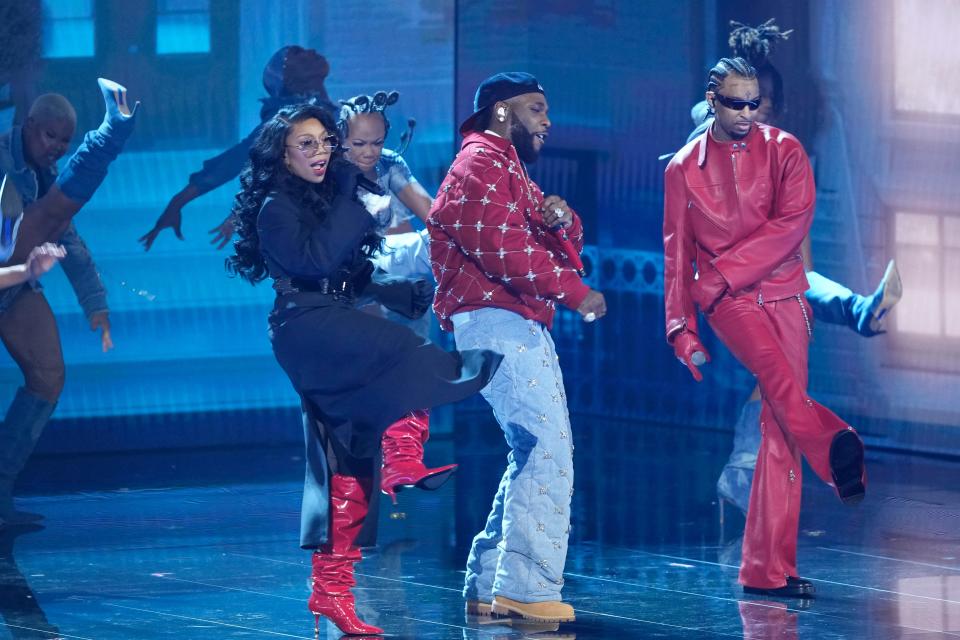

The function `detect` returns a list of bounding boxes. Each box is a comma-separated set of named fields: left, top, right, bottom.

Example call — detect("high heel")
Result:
left=717, top=489, right=744, bottom=545
left=717, top=479, right=749, bottom=544
left=97, top=77, right=139, bottom=130
left=380, top=410, right=457, bottom=505
left=716, top=470, right=750, bottom=519
left=308, top=474, right=383, bottom=636
left=56, top=78, right=139, bottom=206
left=864, top=259, right=902, bottom=334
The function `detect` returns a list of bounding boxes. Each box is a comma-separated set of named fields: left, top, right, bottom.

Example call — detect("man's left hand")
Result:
left=90, top=311, right=114, bottom=352
left=541, top=195, right=573, bottom=229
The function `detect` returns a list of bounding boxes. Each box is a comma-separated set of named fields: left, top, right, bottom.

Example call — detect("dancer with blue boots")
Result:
left=0, top=77, right=138, bottom=528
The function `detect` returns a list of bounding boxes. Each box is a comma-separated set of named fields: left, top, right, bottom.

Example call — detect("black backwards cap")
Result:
left=459, top=72, right=544, bottom=135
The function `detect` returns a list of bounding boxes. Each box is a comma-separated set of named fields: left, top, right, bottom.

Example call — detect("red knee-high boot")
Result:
left=380, top=409, right=457, bottom=505
left=308, top=474, right=383, bottom=636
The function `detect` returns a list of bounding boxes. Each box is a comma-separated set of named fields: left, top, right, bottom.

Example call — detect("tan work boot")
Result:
left=492, top=596, right=576, bottom=622
left=465, top=599, right=493, bottom=617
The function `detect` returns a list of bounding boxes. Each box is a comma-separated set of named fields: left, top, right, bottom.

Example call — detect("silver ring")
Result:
left=554, top=207, right=564, bottom=217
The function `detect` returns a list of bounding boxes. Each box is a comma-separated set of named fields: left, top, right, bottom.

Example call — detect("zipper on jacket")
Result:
left=730, top=151, right=741, bottom=211
left=689, top=200, right=729, bottom=233
left=732, top=144, right=760, bottom=306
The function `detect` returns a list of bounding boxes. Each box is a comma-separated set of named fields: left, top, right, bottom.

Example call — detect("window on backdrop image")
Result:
left=38, top=0, right=237, bottom=151
left=42, top=0, right=96, bottom=59
left=156, top=0, right=210, bottom=55
left=894, top=0, right=960, bottom=117
left=893, top=211, right=960, bottom=338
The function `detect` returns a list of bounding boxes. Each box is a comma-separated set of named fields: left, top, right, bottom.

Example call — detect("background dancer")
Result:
left=338, top=91, right=431, bottom=234
left=140, top=45, right=335, bottom=250
left=0, top=79, right=136, bottom=528
left=339, top=90, right=435, bottom=338
left=0, top=243, right=65, bottom=290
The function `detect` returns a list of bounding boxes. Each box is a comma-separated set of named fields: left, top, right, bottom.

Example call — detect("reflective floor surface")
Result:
left=3, top=415, right=960, bottom=639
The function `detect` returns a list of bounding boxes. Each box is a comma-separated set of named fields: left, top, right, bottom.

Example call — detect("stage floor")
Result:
left=3, top=417, right=960, bottom=639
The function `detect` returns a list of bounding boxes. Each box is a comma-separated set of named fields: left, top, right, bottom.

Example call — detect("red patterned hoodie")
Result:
left=428, top=131, right=590, bottom=331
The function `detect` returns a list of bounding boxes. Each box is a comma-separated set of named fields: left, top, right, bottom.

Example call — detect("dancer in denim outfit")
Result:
left=0, top=81, right=137, bottom=528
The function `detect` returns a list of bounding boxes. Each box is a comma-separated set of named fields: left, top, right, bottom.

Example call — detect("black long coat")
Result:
left=257, top=188, right=500, bottom=548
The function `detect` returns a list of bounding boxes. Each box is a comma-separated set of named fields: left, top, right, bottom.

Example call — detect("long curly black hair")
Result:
left=226, top=103, right=377, bottom=285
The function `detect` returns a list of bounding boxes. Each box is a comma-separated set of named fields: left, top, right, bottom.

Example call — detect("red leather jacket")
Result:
left=663, top=122, right=815, bottom=342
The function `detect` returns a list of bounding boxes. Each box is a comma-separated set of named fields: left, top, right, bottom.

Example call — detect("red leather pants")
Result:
left=707, top=294, right=860, bottom=588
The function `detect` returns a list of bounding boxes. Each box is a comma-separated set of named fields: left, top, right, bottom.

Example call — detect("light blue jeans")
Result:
left=453, top=307, right=574, bottom=603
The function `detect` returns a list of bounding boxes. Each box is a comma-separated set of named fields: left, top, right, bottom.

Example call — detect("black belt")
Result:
left=273, top=276, right=356, bottom=302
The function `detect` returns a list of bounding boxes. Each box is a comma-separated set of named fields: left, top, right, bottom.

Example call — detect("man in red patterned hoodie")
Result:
left=429, top=72, right=606, bottom=624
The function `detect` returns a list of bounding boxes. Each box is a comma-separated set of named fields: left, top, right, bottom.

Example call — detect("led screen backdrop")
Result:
left=1, top=0, right=957, bottom=458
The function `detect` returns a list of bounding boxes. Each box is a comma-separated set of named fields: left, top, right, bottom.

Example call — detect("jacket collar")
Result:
left=696, top=121, right=757, bottom=168
left=8, top=126, right=30, bottom=174
left=462, top=130, right=514, bottom=154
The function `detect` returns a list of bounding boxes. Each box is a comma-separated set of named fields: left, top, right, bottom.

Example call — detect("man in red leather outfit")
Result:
left=662, top=57, right=867, bottom=598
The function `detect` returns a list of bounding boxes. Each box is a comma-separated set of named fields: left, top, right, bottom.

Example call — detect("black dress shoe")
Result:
left=786, top=576, right=815, bottom=595
left=743, top=576, right=816, bottom=598
left=830, top=429, right=865, bottom=505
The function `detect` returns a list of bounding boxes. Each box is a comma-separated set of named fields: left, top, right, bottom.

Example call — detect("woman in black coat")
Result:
left=226, top=104, right=500, bottom=636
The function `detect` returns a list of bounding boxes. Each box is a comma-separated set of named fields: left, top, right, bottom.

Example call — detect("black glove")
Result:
left=330, top=158, right=385, bottom=200
left=362, top=269, right=433, bottom=320
left=330, top=159, right=364, bottom=199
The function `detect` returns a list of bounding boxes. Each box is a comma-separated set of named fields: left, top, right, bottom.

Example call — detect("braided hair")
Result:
left=728, top=19, right=792, bottom=119
left=705, top=57, right=758, bottom=118
left=706, top=56, right=757, bottom=94
left=337, top=90, right=399, bottom=140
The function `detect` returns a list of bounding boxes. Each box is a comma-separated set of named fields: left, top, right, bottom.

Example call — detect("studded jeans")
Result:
left=453, top=307, right=573, bottom=603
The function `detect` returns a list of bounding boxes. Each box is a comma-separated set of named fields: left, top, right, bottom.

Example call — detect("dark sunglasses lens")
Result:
left=717, top=95, right=760, bottom=111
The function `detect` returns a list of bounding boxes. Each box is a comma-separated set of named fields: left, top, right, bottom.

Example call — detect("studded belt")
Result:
left=273, top=276, right=356, bottom=303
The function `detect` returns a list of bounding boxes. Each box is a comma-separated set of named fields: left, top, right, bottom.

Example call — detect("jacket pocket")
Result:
left=689, top=200, right=729, bottom=232
left=688, top=200, right=732, bottom=248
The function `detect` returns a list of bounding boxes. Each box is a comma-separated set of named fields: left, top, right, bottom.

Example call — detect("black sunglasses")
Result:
left=711, top=92, right=761, bottom=112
